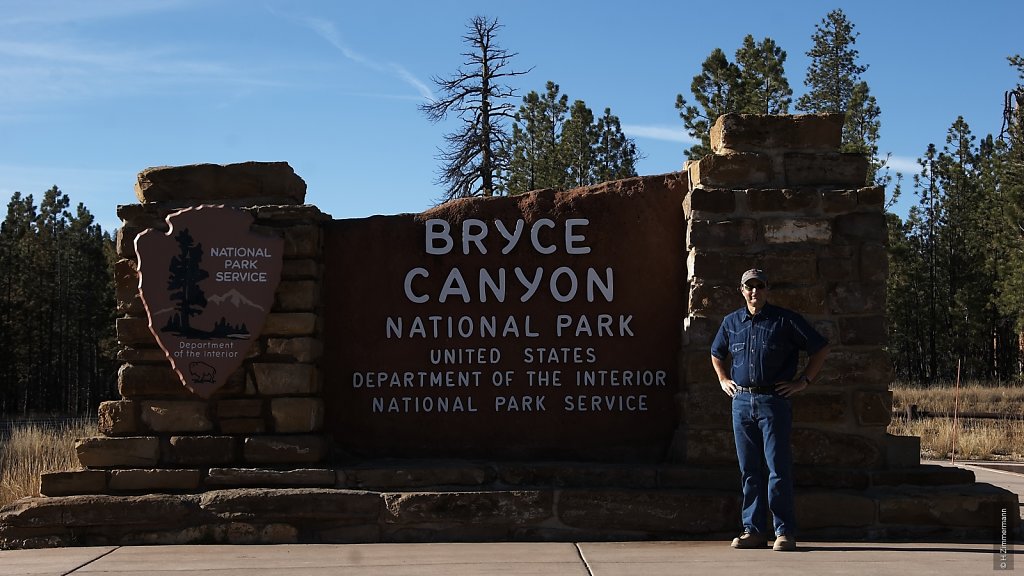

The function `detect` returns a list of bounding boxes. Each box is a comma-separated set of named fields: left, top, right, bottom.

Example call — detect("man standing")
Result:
left=710, top=269, right=830, bottom=551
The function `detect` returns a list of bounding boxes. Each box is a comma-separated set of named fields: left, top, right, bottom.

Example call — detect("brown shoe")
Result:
left=773, top=533, right=797, bottom=551
left=731, top=530, right=768, bottom=549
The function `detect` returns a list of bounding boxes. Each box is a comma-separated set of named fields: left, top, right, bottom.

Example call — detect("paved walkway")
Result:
left=1, top=541, right=1016, bottom=576
left=0, top=461, right=1019, bottom=576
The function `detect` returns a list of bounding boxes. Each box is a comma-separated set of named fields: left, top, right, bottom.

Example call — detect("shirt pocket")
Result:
left=730, top=342, right=745, bottom=369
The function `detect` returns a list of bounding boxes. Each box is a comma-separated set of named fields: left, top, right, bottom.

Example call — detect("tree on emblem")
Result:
left=163, top=228, right=209, bottom=337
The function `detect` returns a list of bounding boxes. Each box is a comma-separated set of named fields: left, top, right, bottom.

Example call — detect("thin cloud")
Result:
left=338, top=91, right=425, bottom=102
left=285, top=13, right=433, bottom=101
left=0, top=0, right=194, bottom=26
left=0, top=39, right=236, bottom=77
left=0, top=38, right=282, bottom=108
left=622, top=124, right=697, bottom=145
left=0, top=0, right=275, bottom=105
left=881, top=155, right=919, bottom=175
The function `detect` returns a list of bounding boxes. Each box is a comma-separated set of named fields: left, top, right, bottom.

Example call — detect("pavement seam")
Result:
left=574, top=543, right=595, bottom=576
left=62, top=546, right=120, bottom=575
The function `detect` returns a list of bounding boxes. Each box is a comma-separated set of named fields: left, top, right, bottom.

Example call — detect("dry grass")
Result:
left=0, top=420, right=94, bottom=508
left=889, top=381, right=1024, bottom=461
left=890, top=381, right=1024, bottom=417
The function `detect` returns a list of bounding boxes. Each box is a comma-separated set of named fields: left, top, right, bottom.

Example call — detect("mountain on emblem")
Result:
left=207, top=288, right=266, bottom=311
left=135, top=206, right=283, bottom=398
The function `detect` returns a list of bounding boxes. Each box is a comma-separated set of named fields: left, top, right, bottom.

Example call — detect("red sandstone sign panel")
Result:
left=324, top=179, right=686, bottom=460
left=136, top=206, right=284, bottom=398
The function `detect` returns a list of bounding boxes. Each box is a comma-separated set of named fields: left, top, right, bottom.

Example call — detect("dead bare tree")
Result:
left=420, top=16, right=530, bottom=201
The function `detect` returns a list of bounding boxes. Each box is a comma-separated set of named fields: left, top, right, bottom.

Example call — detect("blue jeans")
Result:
left=731, top=390, right=796, bottom=537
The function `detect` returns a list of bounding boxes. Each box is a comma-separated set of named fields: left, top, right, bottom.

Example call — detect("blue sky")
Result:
left=0, top=0, right=1021, bottom=232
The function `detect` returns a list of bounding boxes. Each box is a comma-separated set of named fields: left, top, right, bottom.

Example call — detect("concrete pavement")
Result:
left=1, top=460, right=1019, bottom=576
left=0, top=541, right=1015, bottom=576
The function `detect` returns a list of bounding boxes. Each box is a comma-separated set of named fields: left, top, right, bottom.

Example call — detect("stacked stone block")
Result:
left=43, top=162, right=334, bottom=497
left=678, top=113, right=918, bottom=471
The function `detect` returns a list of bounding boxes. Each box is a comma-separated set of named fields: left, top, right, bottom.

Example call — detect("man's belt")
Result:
left=737, top=385, right=776, bottom=394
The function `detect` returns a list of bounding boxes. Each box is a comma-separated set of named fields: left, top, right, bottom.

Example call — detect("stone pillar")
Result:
left=45, top=162, right=334, bottom=496
left=678, top=114, right=917, bottom=471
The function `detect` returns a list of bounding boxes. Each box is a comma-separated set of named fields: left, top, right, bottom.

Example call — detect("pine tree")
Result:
left=676, top=37, right=791, bottom=159
left=975, top=135, right=1016, bottom=379
left=420, top=16, right=530, bottom=201
left=595, top=108, right=639, bottom=182
left=675, top=48, right=743, bottom=160
left=507, top=81, right=569, bottom=194
left=796, top=9, right=884, bottom=185
left=913, top=143, right=945, bottom=382
left=1002, top=55, right=1024, bottom=247
left=508, top=85, right=639, bottom=192
left=936, top=118, right=983, bottom=376
left=734, top=35, right=792, bottom=114
left=560, top=100, right=598, bottom=189
left=796, top=9, right=866, bottom=114
left=996, top=55, right=1024, bottom=349
left=886, top=210, right=928, bottom=381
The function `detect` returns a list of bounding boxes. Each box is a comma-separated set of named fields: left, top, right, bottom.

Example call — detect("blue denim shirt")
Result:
left=710, top=303, right=828, bottom=388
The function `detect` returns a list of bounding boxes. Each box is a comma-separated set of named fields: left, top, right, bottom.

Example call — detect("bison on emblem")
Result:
left=189, top=361, right=217, bottom=384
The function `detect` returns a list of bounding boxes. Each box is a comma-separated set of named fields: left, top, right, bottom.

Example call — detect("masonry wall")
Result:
left=48, top=119, right=924, bottom=498
left=44, top=163, right=335, bottom=497
left=5, top=117, right=1019, bottom=549
left=678, top=114, right=918, bottom=470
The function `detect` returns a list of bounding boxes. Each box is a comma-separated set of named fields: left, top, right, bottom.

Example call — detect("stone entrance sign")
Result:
left=136, top=206, right=284, bottom=398
left=323, top=180, right=686, bottom=460
left=3, top=124, right=1019, bottom=547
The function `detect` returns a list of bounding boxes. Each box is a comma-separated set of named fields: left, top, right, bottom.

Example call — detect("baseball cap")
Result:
left=740, top=269, right=767, bottom=286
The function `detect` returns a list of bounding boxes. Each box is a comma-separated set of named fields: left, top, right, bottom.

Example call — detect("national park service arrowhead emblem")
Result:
left=135, top=206, right=284, bottom=398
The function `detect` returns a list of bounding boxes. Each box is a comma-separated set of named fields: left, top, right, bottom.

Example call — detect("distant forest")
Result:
left=0, top=187, right=117, bottom=416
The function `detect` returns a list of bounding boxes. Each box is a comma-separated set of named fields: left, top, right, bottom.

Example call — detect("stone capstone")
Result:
left=710, top=113, right=843, bottom=154
left=134, top=162, right=306, bottom=205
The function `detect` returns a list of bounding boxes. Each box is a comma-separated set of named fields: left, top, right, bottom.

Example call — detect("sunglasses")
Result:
left=741, top=283, right=766, bottom=291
